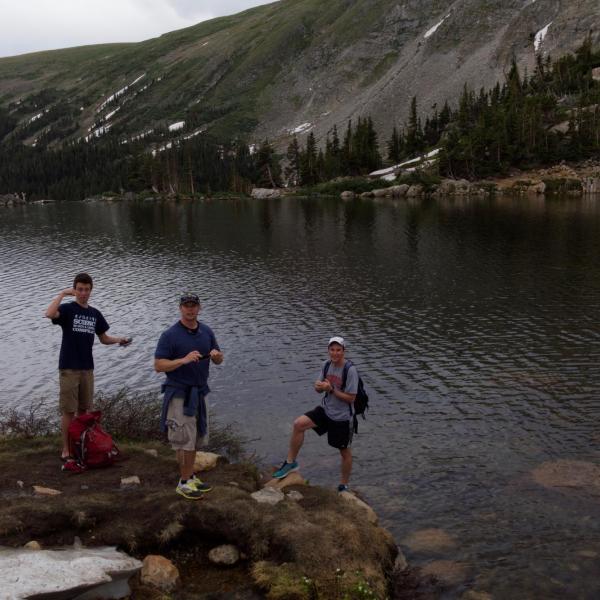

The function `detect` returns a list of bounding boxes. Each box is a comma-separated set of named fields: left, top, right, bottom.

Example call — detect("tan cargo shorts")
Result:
left=59, top=369, right=94, bottom=414
left=166, top=395, right=209, bottom=451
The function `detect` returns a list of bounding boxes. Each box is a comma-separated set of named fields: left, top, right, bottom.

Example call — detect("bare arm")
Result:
left=44, top=288, right=74, bottom=319
left=321, top=380, right=356, bottom=404
left=98, top=333, right=131, bottom=346
left=154, top=351, right=201, bottom=373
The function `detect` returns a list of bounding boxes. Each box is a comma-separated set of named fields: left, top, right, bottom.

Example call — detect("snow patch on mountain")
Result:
left=97, top=74, right=146, bottom=112
left=424, top=15, right=450, bottom=39
left=369, top=148, right=442, bottom=177
left=534, top=22, right=552, bottom=52
left=289, top=122, right=313, bottom=135
left=104, top=107, right=120, bottom=121
left=85, top=125, right=111, bottom=142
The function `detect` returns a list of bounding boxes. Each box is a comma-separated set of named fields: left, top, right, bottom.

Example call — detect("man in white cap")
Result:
left=272, top=336, right=358, bottom=491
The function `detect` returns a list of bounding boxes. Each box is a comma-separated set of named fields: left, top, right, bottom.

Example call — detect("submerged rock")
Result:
left=421, top=560, right=469, bottom=586
left=401, top=528, right=457, bottom=553
left=531, top=459, right=600, bottom=493
left=0, top=546, right=141, bottom=599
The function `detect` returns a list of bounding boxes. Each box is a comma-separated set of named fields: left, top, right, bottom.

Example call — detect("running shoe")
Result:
left=190, top=474, right=212, bottom=493
left=176, top=480, right=204, bottom=500
left=272, top=460, right=299, bottom=479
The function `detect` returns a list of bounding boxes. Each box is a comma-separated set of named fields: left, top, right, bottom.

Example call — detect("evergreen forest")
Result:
left=0, top=40, right=599, bottom=200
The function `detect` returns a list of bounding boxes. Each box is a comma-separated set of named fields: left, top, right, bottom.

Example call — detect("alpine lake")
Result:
left=1, top=194, right=599, bottom=599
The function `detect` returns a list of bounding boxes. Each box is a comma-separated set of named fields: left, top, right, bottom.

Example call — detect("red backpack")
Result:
left=66, top=411, right=120, bottom=471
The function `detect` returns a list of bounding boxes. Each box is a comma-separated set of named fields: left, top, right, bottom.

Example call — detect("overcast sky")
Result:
left=0, top=0, right=278, bottom=58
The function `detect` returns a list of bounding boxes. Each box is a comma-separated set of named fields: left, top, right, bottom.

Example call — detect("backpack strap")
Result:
left=324, top=359, right=353, bottom=391
left=341, top=360, right=353, bottom=391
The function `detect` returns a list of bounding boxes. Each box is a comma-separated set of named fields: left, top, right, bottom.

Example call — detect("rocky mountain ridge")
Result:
left=0, top=0, right=598, bottom=151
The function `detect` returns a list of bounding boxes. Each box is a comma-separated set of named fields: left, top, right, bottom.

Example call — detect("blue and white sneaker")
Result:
left=273, top=460, right=299, bottom=479
left=337, top=484, right=350, bottom=493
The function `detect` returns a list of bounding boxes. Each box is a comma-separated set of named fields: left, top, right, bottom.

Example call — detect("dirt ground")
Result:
left=0, top=436, right=426, bottom=599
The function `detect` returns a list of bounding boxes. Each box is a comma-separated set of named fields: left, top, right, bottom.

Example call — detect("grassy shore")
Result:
left=0, top=392, right=429, bottom=599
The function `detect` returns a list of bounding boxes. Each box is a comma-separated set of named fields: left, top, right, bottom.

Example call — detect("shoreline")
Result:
left=0, top=434, right=432, bottom=599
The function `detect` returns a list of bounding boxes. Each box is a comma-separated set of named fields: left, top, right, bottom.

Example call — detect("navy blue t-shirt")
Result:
left=154, top=321, right=220, bottom=392
left=52, top=301, right=110, bottom=370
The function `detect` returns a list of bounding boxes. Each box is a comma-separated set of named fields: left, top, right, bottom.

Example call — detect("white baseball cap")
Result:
left=328, top=336, right=345, bottom=348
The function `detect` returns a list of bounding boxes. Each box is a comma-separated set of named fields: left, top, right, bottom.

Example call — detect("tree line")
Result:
left=0, top=39, right=599, bottom=199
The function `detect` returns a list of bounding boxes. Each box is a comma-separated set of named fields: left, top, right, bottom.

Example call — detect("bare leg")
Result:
left=176, top=449, right=196, bottom=480
left=287, top=415, right=315, bottom=462
left=61, top=412, right=75, bottom=457
left=339, top=447, right=352, bottom=485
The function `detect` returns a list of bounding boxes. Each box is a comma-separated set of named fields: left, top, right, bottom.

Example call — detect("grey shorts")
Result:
left=165, top=395, right=209, bottom=451
left=59, top=369, right=94, bottom=414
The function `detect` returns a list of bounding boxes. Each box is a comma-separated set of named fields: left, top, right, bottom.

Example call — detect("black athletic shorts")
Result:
left=305, top=405, right=353, bottom=449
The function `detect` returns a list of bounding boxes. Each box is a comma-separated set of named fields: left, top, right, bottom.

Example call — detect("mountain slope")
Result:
left=0, top=0, right=598, bottom=149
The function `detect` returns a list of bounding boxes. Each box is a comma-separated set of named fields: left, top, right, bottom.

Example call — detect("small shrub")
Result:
left=542, top=178, right=583, bottom=194
left=303, top=177, right=394, bottom=196
left=0, top=389, right=246, bottom=460
left=396, top=171, right=442, bottom=190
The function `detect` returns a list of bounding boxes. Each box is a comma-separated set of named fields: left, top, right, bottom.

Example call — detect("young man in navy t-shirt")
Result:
left=45, top=272, right=131, bottom=464
left=154, top=293, right=223, bottom=500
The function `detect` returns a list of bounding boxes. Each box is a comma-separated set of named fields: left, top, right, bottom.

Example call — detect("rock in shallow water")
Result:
left=401, top=528, right=457, bottom=553
left=531, top=460, right=600, bottom=492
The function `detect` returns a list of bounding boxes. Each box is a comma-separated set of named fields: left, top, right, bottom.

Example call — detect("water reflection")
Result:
left=1, top=196, right=600, bottom=598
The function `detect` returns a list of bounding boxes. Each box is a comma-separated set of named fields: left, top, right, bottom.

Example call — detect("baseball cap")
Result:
left=328, top=336, right=345, bottom=348
left=180, top=293, right=200, bottom=305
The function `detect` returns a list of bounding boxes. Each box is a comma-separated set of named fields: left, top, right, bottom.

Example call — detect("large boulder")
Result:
left=339, top=491, right=378, bottom=525
left=390, top=184, right=409, bottom=197
left=372, top=188, right=391, bottom=198
left=193, top=451, right=223, bottom=472
left=265, top=472, right=306, bottom=490
left=583, top=177, right=600, bottom=194
left=407, top=185, right=424, bottom=197
left=527, top=181, right=546, bottom=196
left=251, top=188, right=282, bottom=199
left=141, top=555, right=179, bottom=591
left=340, top=191, right=355, bottom=200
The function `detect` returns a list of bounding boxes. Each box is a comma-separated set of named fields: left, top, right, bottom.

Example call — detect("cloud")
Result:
left=0, top=0, right=277, bottom=58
